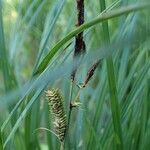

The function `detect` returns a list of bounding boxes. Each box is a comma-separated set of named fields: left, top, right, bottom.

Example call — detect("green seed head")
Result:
left=45, top=89, right=67, bottom=142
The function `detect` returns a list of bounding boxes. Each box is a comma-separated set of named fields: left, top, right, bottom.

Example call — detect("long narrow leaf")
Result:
left=34, top=2, right=150, bottom=75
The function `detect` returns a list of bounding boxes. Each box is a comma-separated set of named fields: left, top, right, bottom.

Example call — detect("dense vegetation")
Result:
left=0, top=0, right=150, bottom=150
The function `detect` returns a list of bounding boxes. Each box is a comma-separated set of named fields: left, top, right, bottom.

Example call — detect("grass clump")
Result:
left=0, top=0, right=150, bottom=150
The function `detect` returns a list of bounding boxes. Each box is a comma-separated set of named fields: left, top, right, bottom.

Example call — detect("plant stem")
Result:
left=72, top=0, right=85, bottom=80
left=0, top=0, right=11, bottom=92
left=65, top=1, right=86, bottom=149
left=99, top=0, right=123, bottom=149
left=60, top=142, right=64, bottom=150
left=64, top=81, right=73, bottom=149
left=106, top=58, right=123, bottom=149
left=0, top=130, right=3, bottom=150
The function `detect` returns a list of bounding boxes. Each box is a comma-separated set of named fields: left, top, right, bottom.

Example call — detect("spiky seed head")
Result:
left=45, top=89, right=67, bottom=142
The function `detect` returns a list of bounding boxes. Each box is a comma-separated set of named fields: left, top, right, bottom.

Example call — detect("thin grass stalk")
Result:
left=0, top=0, right=11, bottom=92
left=99, top=0, right=123, bottom=149
left=71, top=0, right=86, bottom=80
left=23, top=1, right=50, bottom=148
left=0, top=130, right=3, bottom=150
left=139, top=84, right=148, bottom=150
left=3, top=88, right=43, bottom=148
left=106, top=58, right=123, bottom=149
left=64, top=82, right=73, bottom=149
left=65, top=0, right=86, bottom=149
left=60, top=142, right=64, bottom=150
left=24, top=92, right=38, bottom=150
left=45, top=104, right=53, bottom=150
left=0, top=1, right=18, bottom=148
left=32, top=0, right=66, bottom=74
left=137, top=11, right=149, bottom=150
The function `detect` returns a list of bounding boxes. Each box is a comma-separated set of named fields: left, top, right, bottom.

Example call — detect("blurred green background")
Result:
left=0, top=0, right=150, bottom=149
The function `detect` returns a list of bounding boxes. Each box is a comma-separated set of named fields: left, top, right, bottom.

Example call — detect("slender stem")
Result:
left=72, top=0, right=85, bottom=80
left=106, top=58, right=123, bottom=149
left=0, top=130, right=3, bottom=150
left=65, top=1, right=85, bottom=149
left=64, top=87, right=81, bottom=149
left=60, top=142, right=64, bottom=150
left=64, top=81, right=73, bottom=148
left=0, top=0, right=11, bottom=92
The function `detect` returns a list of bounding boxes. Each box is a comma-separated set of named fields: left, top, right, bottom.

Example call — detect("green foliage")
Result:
left=0, top=0, right=150, bottom=150
left=0, top=130, right=3, bottom=150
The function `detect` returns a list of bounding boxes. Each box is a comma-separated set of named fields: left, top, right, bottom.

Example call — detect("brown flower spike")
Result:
left=71, top=0, right=86, bottom=81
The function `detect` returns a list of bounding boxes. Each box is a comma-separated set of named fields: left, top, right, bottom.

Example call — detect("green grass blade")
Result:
left=1, top=1, right=150, bottom=149
left=99, top=0, right=123, bottom=149
left=33, top=0, right=66, bottom=73
left=1, top=82, right=34, bottom=132
left=0, top=130, right=3, bottom=150
left=0, top=0, right=11, bottom=92
left=121, top=61, right=150, bottom=118
left=33, top=2, right=150, bottom=75
left=106, top=58, right=123, bottom=149
left=3, top=89, right=43, bottom=148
